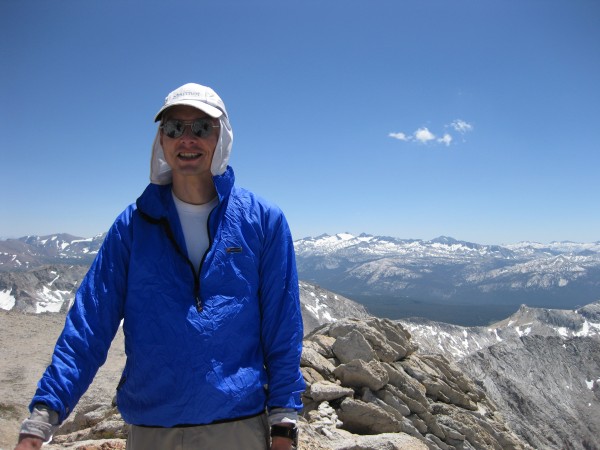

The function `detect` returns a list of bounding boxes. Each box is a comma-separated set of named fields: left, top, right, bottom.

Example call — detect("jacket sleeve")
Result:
left=258, top=206, right=306, bottom=412
left=29, top=207, right=133, bottom=423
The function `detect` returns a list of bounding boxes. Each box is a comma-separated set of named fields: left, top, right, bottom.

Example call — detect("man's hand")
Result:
left=14, top=435, right=43, bottom=450
left=271, top=435, right=294, bottom=450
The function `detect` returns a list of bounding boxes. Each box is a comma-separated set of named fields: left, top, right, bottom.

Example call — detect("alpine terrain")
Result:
left=294, top=233, right=600, bottom=325
left=1, top=233, right=599, bottom=449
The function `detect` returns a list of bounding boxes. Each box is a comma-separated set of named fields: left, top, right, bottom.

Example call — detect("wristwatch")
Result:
left=270, top=424, right=298, bottom=446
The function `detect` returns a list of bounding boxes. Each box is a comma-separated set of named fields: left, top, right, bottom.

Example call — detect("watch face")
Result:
left=271, top=425, right=298, bottom=443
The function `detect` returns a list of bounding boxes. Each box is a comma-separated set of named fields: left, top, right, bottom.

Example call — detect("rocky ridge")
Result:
left=400, top=302, right=600, bottom=450
left=461, top=335, right=600, bottom=450
left=299, top=281, right=371, bottom=335
left=401, top=301, right=600, bottom=359
left=0, top=265, right=87, bottom=313
left=299, top=318, right=526, bottom=449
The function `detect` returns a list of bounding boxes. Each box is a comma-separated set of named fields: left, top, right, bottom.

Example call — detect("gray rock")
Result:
left=309, top=380, right=355, bottom=402
left=374, top=385, right=411, bottom=417
left=333, top=359, right=389, bottom=391
left=331, top=432, right=429, bottom=450
left=383, top=362, right=429, bottom=410
left=302, top=346, right=337, bottom=379
left=308, top=334, right=337, bottom=358
left=332, top=329, right=376, bottom=363
left=329, top=319, right=403, bottom=363
left=336, top=397, right=402, bottom=434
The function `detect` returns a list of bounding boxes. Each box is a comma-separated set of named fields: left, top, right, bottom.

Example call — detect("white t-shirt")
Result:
left=172, top=192, right=218, bottom=271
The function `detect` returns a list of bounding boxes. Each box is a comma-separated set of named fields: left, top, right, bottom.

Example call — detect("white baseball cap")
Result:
left=154, top=83, right=227, bottom=121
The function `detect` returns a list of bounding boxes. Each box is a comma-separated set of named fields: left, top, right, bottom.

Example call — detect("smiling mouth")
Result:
left=178, top=152, right=202, bottom=161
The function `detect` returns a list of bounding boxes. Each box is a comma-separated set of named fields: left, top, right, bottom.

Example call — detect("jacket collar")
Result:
left=137, top=166, right=235, bottom=221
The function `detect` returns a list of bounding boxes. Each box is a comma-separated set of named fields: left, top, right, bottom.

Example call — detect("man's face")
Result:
left=159, top=105, right=220, bottom=181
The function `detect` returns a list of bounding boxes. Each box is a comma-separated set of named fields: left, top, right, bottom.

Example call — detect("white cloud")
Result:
left=438, top=133, right=452, bottom=146
left=389, top=119, right=472, bottom=147
left=388, top=132, right=410, bottom=141
left=450, top=119, right=473, bottom=133
left=414, top=127, right=435, bottom=143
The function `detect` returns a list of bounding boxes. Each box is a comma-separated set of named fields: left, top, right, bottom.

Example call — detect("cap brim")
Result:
left=154, top=100, right=223, bottom=122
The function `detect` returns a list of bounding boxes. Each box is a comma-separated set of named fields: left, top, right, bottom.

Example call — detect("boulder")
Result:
left=333, top=359, right=389, bottom=391
left=309, top=380, right=355, bottom=402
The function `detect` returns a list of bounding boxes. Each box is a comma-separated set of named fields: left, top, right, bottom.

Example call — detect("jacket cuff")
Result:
left=20, top=404, right=59, bottom=442
left=268, top=408, right=298, bottom=426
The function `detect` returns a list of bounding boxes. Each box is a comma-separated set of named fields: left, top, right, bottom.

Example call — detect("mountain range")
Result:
left=3, top=232, right=600, bottom=325
left=294, top=233, right=600, bottom=325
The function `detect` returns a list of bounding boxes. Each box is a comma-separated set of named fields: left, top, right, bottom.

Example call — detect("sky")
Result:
left=1, top=0, right=599, bottom=245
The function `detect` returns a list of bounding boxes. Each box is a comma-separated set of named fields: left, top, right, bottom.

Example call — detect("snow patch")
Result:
left=322, top=311, right=335, bottom=322
left=36, top=286, right=70, bottom=313
left=304, top=296, right=336, bottom=323
left=71, top=238, right=93, bottom=243
left=574, top=321, right=595, bottom=337
left=48, top=274, right=60, bottom=286
left=493, top=329, right=502, bottom=342
left=0, top=289, right=16, bottom=310
left=557, top=327, right=569, bottom=337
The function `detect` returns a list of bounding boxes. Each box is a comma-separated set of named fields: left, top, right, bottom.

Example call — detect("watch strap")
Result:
left=270, top=424, right=298, bottom=444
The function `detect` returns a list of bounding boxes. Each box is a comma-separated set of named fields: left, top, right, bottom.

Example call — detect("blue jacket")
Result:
left=31, top=166, right=305, bottom=426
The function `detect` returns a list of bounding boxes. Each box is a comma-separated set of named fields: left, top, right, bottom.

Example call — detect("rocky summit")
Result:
left=299, top=318, right=527, bottom=450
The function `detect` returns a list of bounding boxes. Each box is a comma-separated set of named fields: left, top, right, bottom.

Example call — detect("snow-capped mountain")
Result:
left=294, top=233, right=600, bottom=323
left=0, top=234, right=103, bottom=270
left=3, top=232, right=600, bottom=326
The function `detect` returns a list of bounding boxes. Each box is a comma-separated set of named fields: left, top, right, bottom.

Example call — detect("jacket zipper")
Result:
left=139, top=210, right=204, bottom=312
left=195, top=207, right=215, bottom=312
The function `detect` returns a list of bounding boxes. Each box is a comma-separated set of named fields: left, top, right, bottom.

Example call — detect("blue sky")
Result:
left=1, top=0, right=598, bottom=245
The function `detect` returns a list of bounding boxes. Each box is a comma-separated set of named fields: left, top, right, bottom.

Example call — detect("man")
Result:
left=16, top=83, right=305, bottom=450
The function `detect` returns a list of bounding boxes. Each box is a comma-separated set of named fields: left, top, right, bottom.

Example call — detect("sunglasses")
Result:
left=160, top=118, right=219, bottom=139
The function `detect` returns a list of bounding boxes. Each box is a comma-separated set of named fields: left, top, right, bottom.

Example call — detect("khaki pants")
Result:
left=126, top=413, right=270, bottom=450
